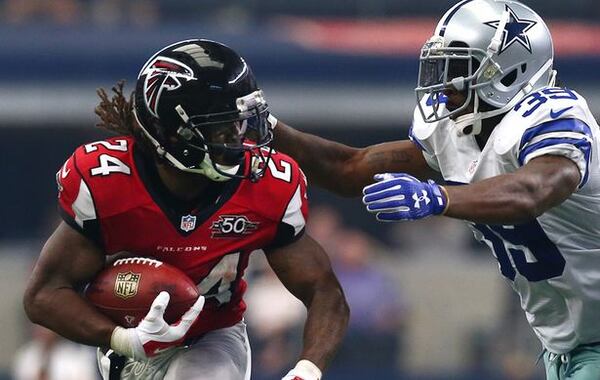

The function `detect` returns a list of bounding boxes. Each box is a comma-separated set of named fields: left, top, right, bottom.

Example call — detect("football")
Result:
left=84, top=257, right=199, bottom=328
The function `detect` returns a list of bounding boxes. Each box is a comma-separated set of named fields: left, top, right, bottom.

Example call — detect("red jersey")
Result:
left=56, top=136, right=308, bottom=337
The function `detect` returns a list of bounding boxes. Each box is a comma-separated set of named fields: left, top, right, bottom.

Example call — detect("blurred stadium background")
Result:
left=2, top=1, right=599, bottom=379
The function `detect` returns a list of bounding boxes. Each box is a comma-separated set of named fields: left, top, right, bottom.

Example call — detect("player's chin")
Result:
left=210, top=149, right=244, bottom=167
left=448, top=106, right=473, bottom=120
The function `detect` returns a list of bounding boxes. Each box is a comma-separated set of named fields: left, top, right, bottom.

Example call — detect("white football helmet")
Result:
left=415, top=0, right=556, bottom=135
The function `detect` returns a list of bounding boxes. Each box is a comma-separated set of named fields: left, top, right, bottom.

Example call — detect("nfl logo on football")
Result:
left=114, top=272, right=141, bottom=299
left=180, top=215, right=197, bottom=232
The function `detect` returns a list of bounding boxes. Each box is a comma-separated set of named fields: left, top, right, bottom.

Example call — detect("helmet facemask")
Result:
left=416, top=34, right=506, bottom=136
left=163, top=89, right=273, bottom=182
left=135, top=89, right=273, bottom=182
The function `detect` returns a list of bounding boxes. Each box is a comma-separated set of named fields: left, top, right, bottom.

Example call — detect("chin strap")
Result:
left=488, top=9, right=510, bottom=55
left=451, top=9, right=507, bottom=137
left=267, top=113, right=278, bottom=129
left=454, top=58, right=554, bottom=136
left=454, top=95, right=482, bottom=136
left=196, top=157, right=238, bottom=182
left=548, top=69, right=558, bottom=87
left=134, top=105, right=239, bottom=181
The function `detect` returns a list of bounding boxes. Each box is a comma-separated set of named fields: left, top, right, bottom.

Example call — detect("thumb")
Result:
left=373, top=173, right=393, bottom=182
left=180, top=296, right=205, bottom=324
left=376, top=173, right=421, bottom=183
left=169, top=296, right=205, bottom=337
left=145, top=291, right=170, bottom=322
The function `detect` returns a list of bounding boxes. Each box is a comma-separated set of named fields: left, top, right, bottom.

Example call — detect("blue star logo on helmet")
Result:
left=484, top=5, right=537, bottom=54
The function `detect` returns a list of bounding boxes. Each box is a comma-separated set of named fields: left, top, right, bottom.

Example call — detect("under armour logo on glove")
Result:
left=412, top=190, right=431, bottom=209
left=362, top=173, right=448, bottom=221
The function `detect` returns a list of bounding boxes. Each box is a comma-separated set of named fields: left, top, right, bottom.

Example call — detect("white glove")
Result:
left=110, top=291, right=205, bottom=361
left=282, top=360, right=322, bottom=380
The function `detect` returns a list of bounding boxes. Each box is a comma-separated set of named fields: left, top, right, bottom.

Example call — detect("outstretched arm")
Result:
left=363, top=155, right=580, bottom=224
left=273, top=120, right=434, bottom=197
left=265, top=233, right=349, bottom=378
left=444, top=155, right=580, bottom=224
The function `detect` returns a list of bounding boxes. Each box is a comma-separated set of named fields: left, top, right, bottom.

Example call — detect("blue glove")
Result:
left=362, top=173, right=448, bottom=222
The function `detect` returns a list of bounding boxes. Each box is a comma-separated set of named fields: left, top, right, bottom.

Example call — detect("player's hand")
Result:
left=282, top=360, right=322, bottom=380
left=110, top=291, right=205, bottom=361
left=362, top=173, right=448, bottom=221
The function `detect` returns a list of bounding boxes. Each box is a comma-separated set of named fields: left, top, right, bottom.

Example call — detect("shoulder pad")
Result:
left=73, top=137, right=134, bottom=177
left=68, top=137, right=139, bottom=220
left=259, top=150, right=304, bottom=189
left=56, top=151, right=97, bottom=228
left=411, top=102, right=442, bottom=142
left=250, top=150, right=308, bottom=236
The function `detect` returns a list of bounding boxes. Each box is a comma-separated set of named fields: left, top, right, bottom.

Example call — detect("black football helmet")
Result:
left=133, top=39, right=273, bottom=182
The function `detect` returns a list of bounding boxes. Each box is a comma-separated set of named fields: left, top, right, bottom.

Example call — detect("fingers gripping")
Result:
left=141, top=294, right=204, bottom=358
left=145, top=291, right=170, bottom=322
left=111, top=293, right=205, bottom=360
left=170, top=296, right=206, bottom=337
left=182, top=295, right=205, bottom=322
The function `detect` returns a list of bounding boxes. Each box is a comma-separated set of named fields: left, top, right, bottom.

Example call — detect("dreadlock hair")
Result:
left=95, top=80, right=136, bottom=135
left=95, top=80, right=155, bottom=156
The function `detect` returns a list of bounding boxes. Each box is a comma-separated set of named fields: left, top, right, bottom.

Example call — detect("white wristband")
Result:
left=292, top=359, right=322, bottom=380
left=110, top=326, right=143, bottom=360
left=267, top=113, right=278, bottom=129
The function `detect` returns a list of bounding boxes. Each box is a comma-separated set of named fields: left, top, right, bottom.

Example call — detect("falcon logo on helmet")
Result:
left=141, top=56, right=197, bottom=117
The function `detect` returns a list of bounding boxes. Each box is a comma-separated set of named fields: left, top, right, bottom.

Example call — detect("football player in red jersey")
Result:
left=23, top=39, right=349, bottom=380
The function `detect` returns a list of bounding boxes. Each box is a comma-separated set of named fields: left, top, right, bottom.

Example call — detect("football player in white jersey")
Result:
left=268, top=0, right=600, bottom=378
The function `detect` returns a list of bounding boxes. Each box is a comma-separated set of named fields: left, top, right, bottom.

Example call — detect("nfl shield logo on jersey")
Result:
left=180, top=215, right=197, bottom=232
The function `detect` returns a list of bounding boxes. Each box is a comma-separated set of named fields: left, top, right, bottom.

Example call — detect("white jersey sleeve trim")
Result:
left=72, top=179, right=97, bottom=228
left=522, top=144, right=587, bottom=176
left=281, top=184, right=305, bottom=236
left=518, top=118, right=593, bottom=187
left=525, top=131, right=592, bottom=146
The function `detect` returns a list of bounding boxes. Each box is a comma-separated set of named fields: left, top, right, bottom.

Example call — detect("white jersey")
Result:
left=410, top=87, right=600, bottom=354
